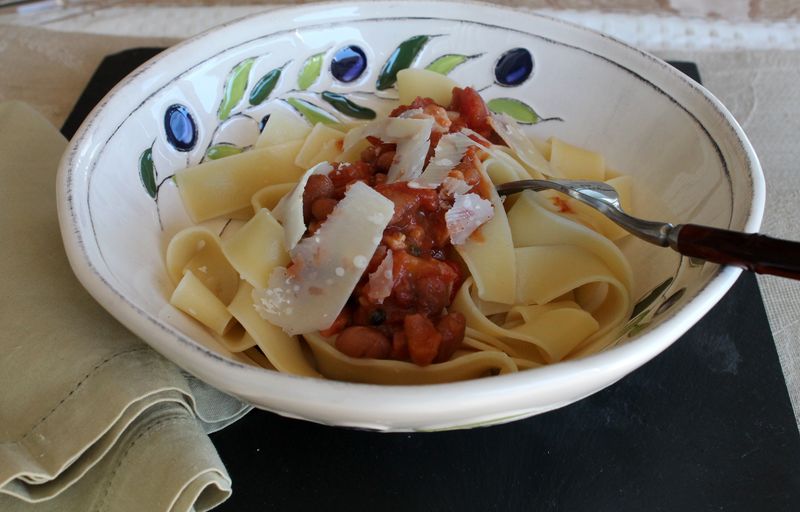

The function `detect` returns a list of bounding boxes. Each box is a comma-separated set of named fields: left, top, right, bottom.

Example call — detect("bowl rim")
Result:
left=56, top=0, right=765, bottom=428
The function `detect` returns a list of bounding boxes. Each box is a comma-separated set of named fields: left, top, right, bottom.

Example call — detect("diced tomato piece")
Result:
left=391, top=331, right=409, bottom=360
left=404, top=314, right=442, bottom=366
left=449, top=87, right=492, bottom=139
left=375, top=182, right=436, bottom=228
left=320, top=307, right=351, bottom=337
left=435, top=312, right=466, bottom=363
left=392, top=251, right=459, bottom=314
left=415, top=275, right=450, bottom=314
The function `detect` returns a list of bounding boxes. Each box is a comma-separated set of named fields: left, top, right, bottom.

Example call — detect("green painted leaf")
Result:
left=426, top=53, right=473, bottom=75
left=320, top=91, right=376, bottom=119
left=285, top=98, right=339, bottom=126
left=631, top=276, right=674, bottom=318
left=139, top=147, right=156, bottom=198
left=218, top=58, right=255, bottom=120
left=487, top=98, right=540, bottom=124
left=298, top=52, right=324, bottom=91
left=376, top=35, right=432, bottom=90
left=206, top=143, right=244, bottom=160
left=249, top=68, right=282, bottom=105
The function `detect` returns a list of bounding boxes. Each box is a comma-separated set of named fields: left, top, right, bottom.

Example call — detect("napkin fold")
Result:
left=0, top=101, right=249, bottom=511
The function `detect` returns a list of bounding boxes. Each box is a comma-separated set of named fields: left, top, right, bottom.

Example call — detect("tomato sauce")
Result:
left=309, top=88, right=498, bottom=366
left=552, top=196, right=573, bottom=213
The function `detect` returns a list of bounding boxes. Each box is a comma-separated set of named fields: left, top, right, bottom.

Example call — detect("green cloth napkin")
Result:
left=0, top=101, right=250, bottom=511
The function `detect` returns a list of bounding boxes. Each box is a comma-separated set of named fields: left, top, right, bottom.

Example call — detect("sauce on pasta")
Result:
left=300, top=88, right=497, bottom=366
left=166, top=70, right=635, bottom=384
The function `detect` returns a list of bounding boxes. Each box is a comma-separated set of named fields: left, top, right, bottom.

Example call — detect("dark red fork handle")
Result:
left=672, top=224, right=800, bottom=279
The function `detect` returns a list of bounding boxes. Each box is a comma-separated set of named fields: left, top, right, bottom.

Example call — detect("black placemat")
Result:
left=64, top=50, right=800, bottom=511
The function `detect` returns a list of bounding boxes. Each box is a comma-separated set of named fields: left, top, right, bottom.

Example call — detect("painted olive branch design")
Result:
left=140, top=34, right=565, bottom=237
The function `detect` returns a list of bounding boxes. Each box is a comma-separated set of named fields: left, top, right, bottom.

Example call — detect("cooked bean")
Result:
left=404, top=314, right=441, bottom=366
left=360, top=145, right=380, bottom=163
left=302, top=174, right=334, bottom=221
left=335, top=326, right=391, bottom=359
left=311, top=197, right=338, bottom=221
left=375, top=150, right=396, bottom=172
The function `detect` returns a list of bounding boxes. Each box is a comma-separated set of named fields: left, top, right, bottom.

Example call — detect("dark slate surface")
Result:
left=65, top=51, right=800, bottom=511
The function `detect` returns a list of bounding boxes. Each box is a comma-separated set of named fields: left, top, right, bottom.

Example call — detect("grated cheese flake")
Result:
left=366, top=251, right=394, bottom=304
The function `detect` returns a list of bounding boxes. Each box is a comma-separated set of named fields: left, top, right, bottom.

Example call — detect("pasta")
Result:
left=166, top=72, right=634, bottom=384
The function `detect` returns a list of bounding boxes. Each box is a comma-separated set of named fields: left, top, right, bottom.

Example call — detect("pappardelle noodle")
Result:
left=166, top=69, right=635, bottom=384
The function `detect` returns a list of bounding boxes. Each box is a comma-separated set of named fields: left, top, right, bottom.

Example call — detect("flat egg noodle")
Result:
left=303, top=331, right=517, bottom=384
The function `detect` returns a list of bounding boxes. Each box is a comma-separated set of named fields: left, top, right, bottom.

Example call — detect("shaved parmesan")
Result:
left=366, top=251, right=394, bottom=304
left=343, top=117, right=434, bottom=183
left=460, top=127, right=491, bottom=146
left=489, top=114, right=555, bottom=177
left=411, top=132, right=476, bottom=189
left=446, top=193, right=494, bottom=245
left=271, top=162, right=333, bottom=250
left=254, top=181, right=394, bottom=335
left=441, top=176, right=473, bottom=196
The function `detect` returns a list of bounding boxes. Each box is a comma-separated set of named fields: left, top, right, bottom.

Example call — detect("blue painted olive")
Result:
left=331, top=45, right=367, bottom=83
left=494, top=48, right=534, bottom=86
left=164, top=104, right=197, bottom=152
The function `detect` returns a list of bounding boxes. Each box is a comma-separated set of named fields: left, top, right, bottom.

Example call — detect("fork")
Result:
left=495, top=179, right=800, bottom=280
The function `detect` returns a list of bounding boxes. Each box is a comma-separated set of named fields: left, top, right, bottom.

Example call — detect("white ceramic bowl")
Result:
left=57, top=1, right=763, bottom=431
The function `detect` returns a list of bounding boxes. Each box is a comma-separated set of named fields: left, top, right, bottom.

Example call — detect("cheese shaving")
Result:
left=254, top=181, right=394, bottom=335
left=441, top=176, right=473, bottom=196
left=445, top=193, right=495, bottom=245
left=488, top=114, right=555, bottom=177
left=271, top=162, right=333, bottom=250
left=411, top=132, right=476, bottom=189
left=342, top=117, right=434, bottom=183
left=396, top=108, right=424, bottom=119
